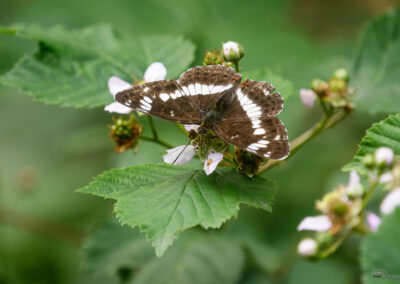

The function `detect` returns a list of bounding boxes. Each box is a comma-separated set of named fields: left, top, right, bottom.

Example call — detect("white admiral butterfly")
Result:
left=116, top=65, right=289, bottom=159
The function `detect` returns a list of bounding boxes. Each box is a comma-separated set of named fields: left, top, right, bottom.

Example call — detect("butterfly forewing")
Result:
left=214, top=79, right=289, bottom=159
left=178, top=65, right=241, bottom=112
left=115, top=79, right=202, bottom=124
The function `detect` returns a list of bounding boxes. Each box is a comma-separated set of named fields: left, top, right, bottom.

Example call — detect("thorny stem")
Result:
left=256, top=110, right=349, bottom=174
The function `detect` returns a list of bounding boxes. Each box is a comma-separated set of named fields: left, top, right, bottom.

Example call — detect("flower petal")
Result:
left=297, top=215, right=332, bottom=232
left=297, top=238, right=318, bottom=257
left=184, top=124, right=200, bottom=133
left=144, top=62, right=167, bottom=82
left=163, top=145, right=195, bottom=165
left=380, top=188, right=400, bottom=215
left=204, top=150, right=224, bottom=175
left=104, top=102, right=132, bottom=114
left=366, top=212, right=381, bottom=232
left=299, top=88, right=317, bottom=108
left=375, top=147, right=394, bottom=166
left=108, top=76, right=132, bottom=97
left=345, top=170, right=364, bottom=197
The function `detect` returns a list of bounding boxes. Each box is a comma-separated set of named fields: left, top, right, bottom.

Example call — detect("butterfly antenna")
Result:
left=172, top=139, right=191, bottom=165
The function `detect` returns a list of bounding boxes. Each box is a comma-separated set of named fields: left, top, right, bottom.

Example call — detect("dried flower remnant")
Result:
left=109, top=115, right=142, bottom=153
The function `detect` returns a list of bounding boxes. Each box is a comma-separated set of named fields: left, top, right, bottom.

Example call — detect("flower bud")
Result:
left=222, top=41, right=244, bottom=61
left=109, top=115, right=142, bottom=153
left=203, top=50, right=224, bottom=66
left=299, top=88, right=317, bottom=108
left=329, top=78, right=347, bottom=93
left=362, top=154, right=375, bottom=168
left=333, top=68, right=349, bottom=83
left=297, top=238, right=318, bottom=257
left=375, top=147, right=394, bottom=167
left=366, top=212, right=381, bottom=232
left=310, top=79, right=329, bottom=96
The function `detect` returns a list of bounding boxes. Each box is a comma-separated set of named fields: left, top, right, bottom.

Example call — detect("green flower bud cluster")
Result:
left=310, top=68, right=354, bottom=110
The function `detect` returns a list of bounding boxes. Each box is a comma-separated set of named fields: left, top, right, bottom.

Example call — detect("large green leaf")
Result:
left=360, top=208, right=400, bottom=284
left=81, top=220, right=245, bottom=284
left=80, top=218, right=154, bottom=277
left=78, top=163, right=276, bottom=256
left=132, top=231, right=244, bottom=284
left=352, top=9, right=400, bottom=114
left=243, top=69, right=294, bottom=100
left=0, top=24, right=195, bottom=108
left=343, top=114, right=400, bottom=174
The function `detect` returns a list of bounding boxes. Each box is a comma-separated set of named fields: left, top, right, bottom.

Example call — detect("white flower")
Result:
left=222, top=41, right=244, bottom=61
left=366, top=212, right=381, bottom=232
left=380, top=172, right=394, bottom=183
left=299, top=88, right=317, bottom=108
left=104, top=76, right=133, bottom=114
left=297, top=238, right=318, bottom=257
left=163, top=145, right=196, bottom=165
left=345, top=171, right=364, bottom=198
left=143, top=62, right=167, bottom=82
left=104, top=62, right=167, bottom=114
left=204, top=150, right=224, bottom=175
left=184, top=124, right=200, bottom=133
left=297, top=215, right=332, bottom=232
left=375, top=147, right=394, bottom=166
left=380, top=188, right=400, bottom=215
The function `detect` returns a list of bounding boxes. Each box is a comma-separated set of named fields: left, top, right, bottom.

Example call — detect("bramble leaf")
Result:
left=0, top=24, right=195, bottom=108
left=81, top=218, right=154, bottom=277
left=243, top=69, right=294, bottom=100
left=78, top=163, right=276, bottom=256
left=352, top=9, right=400, bottom=114
left=132, top=231, right=244, bottom=284
left=343, top=114, right=400, bottom=174
left=360, top=208, right=400, bottom=284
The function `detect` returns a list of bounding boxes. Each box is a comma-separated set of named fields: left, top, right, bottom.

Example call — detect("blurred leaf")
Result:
left=0, top=24, right=195, bottom=108
left=360, top=208, right=400, bottom=284
left=352, top=9, right=400, bottom=114
left=131, top=231, right=244, bottom=284
left=242, top=237, right=281, bottom=274
left=78, top=163, right=276, bottom=256
left=81, top=218, right=154, bottom=277
left=343, top=114, right=400, bottom=174
left=243, top=69, right=294, bottom=100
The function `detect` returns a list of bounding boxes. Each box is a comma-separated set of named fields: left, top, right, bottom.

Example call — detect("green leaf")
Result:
left=242, top=69, right=294, bottom=100
left=352, top=9, right=400, bottom=114
left=0, top=24, right=195, bottom=108
left=132, top=231, right=244, bottom=284
left=81, top=218, right=154, bottom=278
left=343, top=114, right=400, bottom=174
left=360, top=208, right=400, bottom=284
left=78, top=163, right=276, bottom=256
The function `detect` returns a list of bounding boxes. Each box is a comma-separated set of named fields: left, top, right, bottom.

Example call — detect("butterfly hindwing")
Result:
left=214, top=78, right=289, bottom=159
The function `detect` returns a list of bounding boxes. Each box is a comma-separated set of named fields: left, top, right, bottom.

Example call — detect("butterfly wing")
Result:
left=213, top=79, right=289, bottom=159
left=115, top=65, right=242, bottom=124
left=178, top=65, right=242, bottom=113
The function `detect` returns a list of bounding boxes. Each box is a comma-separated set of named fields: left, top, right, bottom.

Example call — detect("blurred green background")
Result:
left=0, top=0, right=398, bottom=283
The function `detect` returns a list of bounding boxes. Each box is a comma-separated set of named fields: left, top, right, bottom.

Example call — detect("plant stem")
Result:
left=317, top=229, right=353, bottom=259
left=256, top=110, right=349, bottom=174
left=140, top=136, right=173, bottom=149
left=147, top=116, right=158, bottom=140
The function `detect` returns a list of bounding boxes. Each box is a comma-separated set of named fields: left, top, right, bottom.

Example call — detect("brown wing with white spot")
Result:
left=214, top=79, right=289, bottom=160
left=178, top=65, right=242, bottom=112
left=116, top=80, right=202, bottom=124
